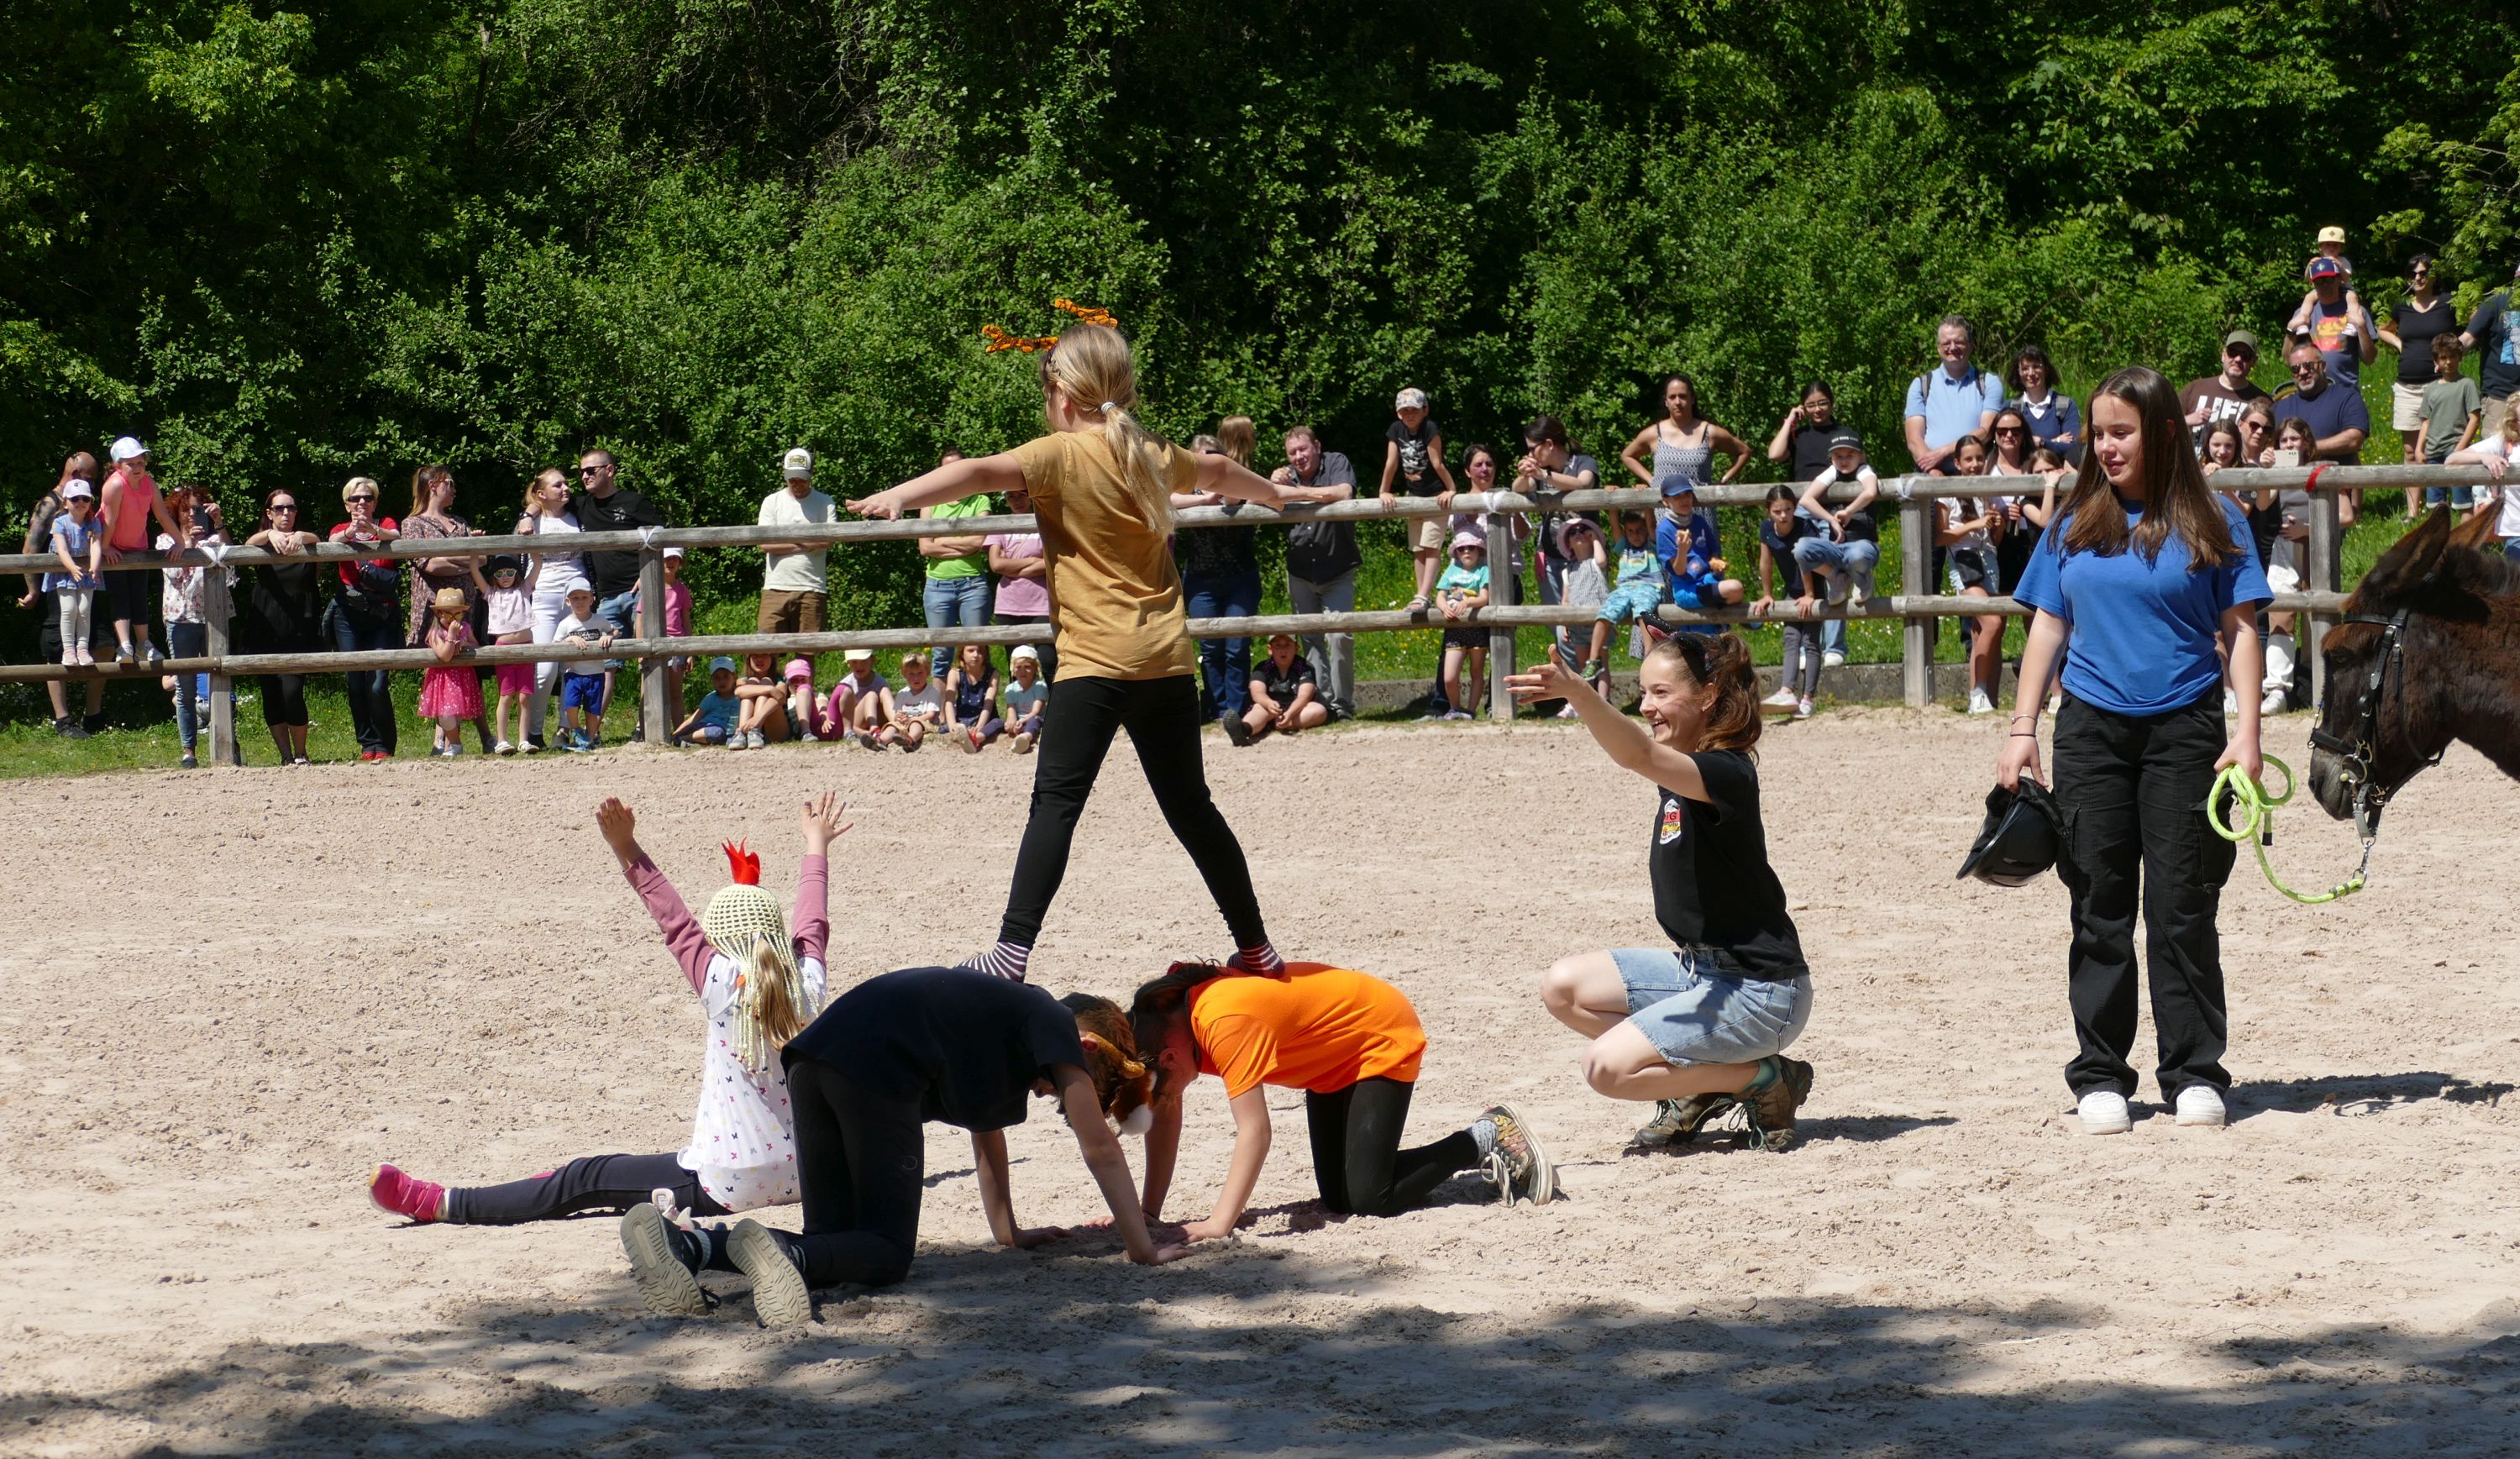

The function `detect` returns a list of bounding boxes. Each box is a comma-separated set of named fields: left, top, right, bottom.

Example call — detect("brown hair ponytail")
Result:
left=1644, top=630, right=1763, bottom=757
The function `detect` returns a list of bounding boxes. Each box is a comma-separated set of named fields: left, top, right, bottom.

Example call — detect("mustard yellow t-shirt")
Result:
left=1006, top=428, right=1203, bottom=681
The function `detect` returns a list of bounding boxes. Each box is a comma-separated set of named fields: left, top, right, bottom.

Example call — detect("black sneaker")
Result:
left=50, top=716, right=73, bottom=737
left=80, top=713, right=106, bottom=736
left=1739, top=1057, right=1814, bottom=1152
left=726, top=1219, right=811, bottom=1328
left=180, top=752, right=198, bottom=769
left=1221, top=714, right=1253, bottom=748
left=1478, top=1103, right=1556, bottom=1206
left=620, top=1204, right=711, bottom=1317
left=1629, top=1094, right=1737, bottom=1151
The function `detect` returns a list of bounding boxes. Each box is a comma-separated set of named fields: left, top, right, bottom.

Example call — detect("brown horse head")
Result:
left=2307, top=506, right=2519, bottom=820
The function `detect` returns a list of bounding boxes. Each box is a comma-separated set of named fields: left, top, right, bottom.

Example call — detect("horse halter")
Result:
left=2307, top=605, right=2433, bottom=837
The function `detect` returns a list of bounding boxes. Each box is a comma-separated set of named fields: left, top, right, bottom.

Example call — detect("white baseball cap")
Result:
left=564, top=576, right=595, bottom=596
left=662, top=545, right=685, bottom=559
left=61, top=479, right=95, bottom=501
left=843, top=648, right=874, bottom=663
left=1011, top=644, right=1040, bottom=663
left=783, top=447, right=814, bottom=478
left=109, top=436, right=148, bottom=463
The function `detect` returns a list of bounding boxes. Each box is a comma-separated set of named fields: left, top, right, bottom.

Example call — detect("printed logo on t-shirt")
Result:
left=1658, top=795, right=1686, bottom=845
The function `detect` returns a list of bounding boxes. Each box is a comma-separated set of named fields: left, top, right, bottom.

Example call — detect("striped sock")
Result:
left=959, top=941, right=1032, bottom=982
left=1228, top=942, right=1286, bottom=977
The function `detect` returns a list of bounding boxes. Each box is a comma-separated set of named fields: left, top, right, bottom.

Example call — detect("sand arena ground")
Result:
left=4, top=708, right=2517, bottom=1456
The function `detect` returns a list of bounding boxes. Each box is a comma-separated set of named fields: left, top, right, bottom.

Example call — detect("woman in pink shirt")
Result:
left=97, top=436, right=181, bottom=667
left=986, top=482, right=1056, bottom=682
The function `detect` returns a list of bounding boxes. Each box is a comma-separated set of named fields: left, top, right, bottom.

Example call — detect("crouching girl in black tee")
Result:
left=619, top=968, right=1185, bottom=1326
left=1507, top=632, right=1817, bottom=1152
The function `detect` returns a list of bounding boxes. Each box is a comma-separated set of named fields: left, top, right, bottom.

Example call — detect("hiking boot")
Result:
left=1739, top=1057, right=1814, bottom=1152
left=620, top=1203, right=711, bottom=1318
left=1630, top=1093, right=1738, bottom=1151
left=726, top=1218, right=812, bottom=1328
left=1477, top=1103, right=1556, bottom=1206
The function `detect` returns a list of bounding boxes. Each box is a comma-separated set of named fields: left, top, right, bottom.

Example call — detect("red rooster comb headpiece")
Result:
left=722, top=840, right=762, bottom=886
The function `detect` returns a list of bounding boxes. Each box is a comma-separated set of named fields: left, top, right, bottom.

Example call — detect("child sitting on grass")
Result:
left=729, top=652, right=790, bottom=750
left=781, top=659, right=827, bottom=741
left=1000, top=643, right=1048, bottom=753
left=1436, top=532, right=1492, bottom=721
left=945, top=643, right=1002, bottom=753
left=557, top=579, right=617, bottom=752
left=673, top=657, right=744, bottom=746
left=887, top=651, right=946, bottom=751
left=822, top=648, right=893, bottom=747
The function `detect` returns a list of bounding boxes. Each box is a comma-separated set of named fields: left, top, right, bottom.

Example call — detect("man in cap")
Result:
left=757, top=447, right=832, bottom=634
left=2292, top=256, right=2377, bottom=391
left=2181, top=331, right=2271, bottom=440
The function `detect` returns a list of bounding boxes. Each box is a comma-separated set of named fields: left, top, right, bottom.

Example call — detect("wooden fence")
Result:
left=2, top=464, right=2487, bottom=765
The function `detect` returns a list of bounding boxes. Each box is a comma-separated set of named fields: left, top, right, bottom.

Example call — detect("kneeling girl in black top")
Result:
left=619, top=967, right=1185, bottom=1326
left=1507, top=632, right=1816, bottom=1152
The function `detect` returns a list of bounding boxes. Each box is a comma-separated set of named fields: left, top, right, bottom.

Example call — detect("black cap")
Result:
left=1956, top=780, right=2061, bottom=887
left=1826, top=429, right=1863, bottom=453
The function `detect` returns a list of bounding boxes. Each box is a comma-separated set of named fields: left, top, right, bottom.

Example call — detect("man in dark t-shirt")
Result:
left=2181, top=331, right=2270, bottom=442
left=2272, top=342, right=2370, bottom=461
left=570, top=448, right=669, bottom=721
left=2462, top=263, right=2520, bottom=439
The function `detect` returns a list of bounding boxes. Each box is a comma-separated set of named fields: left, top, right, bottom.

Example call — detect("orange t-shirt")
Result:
left=1005, top=428, right=1201, bottom=682
left=1189, top=964, right=1427, bottom=1098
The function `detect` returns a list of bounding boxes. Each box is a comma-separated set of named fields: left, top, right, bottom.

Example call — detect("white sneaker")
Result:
left=494, top=740, right=516, bottom=756
left=1794, top=697, right=1814, bottom=720
left=1822, top=650, right=1846, bottom=669
left=1556, top=705, right=1580, bottom=720
left=1445, top=708, right=1474, bottom=722
left=1847, top=580, right=1871, bottom=610
left=2078, top=1090, right=2132, bottom=1135
left=2260, top=688, right=2286, bottom=716
left=1761, top=687, right=1799, bottom=710
left=2174, top=1085, right=2227, bottom=1128
left=728, top=731, right=750, bottom=752
left=1967, top=687, right=1995, bottom=715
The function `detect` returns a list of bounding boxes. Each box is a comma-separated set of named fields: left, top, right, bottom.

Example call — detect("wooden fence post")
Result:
left=207, top=572, right=237, bottom=767
left=2307, top=484, right=2343, bottom=711
left=1485, top=498, right=1515, bottom=722
left=1898, top=492, right=1934, bottom=709
left=638, top=548, right=669, bottom=743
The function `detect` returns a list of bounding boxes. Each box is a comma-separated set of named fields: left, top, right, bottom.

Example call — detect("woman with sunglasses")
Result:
left=243, top=489, right=325, bottom=764
left=325, top=476, right=404, bottom=760
left=2378, top=255, right=2458, bottom=507
left=1986, top=406, right=2045, bottom=592
left=1998, top=366, right=2271, bottom=1137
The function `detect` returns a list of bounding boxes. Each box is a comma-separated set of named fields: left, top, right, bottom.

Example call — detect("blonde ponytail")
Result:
left=1040, top=323, right=1173, bottom=533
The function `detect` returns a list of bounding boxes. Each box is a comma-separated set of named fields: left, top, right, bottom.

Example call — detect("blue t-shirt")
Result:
left=2012, top=497, right=2271, bottom=716
left=45, top=514, right=102, bottom=590
left=2271, top=381, right=2370, bottom=449
left=692, top=690, right=742, bottom=732
left=1654, top=508, right=1717, bottom=580
left=1903, top=366, right=2004, bottom=453
left=1611, top=539, right=1663, bottom=587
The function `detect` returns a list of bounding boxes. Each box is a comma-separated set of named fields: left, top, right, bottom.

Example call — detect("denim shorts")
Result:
left=1596, top=580, right=1665, bottom=624
left=1612, top=947, right=1813, bottom=1065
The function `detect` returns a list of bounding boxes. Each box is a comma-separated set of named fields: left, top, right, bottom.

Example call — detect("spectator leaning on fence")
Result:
left=1749, top=485, right=1821, bottom=720
left=1380, top=386, right=1459, bottom=611
left=1176, top=424, right=1265, bottom=726
left=2414, top=335, right=2482, bottom=511
left=516, top=467, right=583, bottom=753
left=1450, top=443, right=1531, bottom=604
left=43, top=479, right=103, bottom=669
left=986, top=480, right=1056, bottom=684
left=1904, top=316, right=2004, bottom=475
left=758, top=447, right=832, bottom=634
left=2180, top=330, right=2269, bottom=443
left=555, top=580, right=619, bottom=751
left=1789, top=428, right=1880, bottom=670
left=571, top=448, right=667, bottom=718
left=328, top=475, right=404, bottom=762
left=2444, top=407, right=2519, bottom=562
left=2458, top=259, right=2519, bottom=443
left=1518, top=414, right=1602, bottom=614
left=472, top=551, right=539, bottom=754
left=1274, top=425, right=1360, bottom=722
left=403, top=464, right=496, bottom=755
left=20, top=452, right=106, bottom=737
left=921, top=447, right=994, bottom=676
left=98, top=436, right=180, bottom=669
left=244, top=487, right=323, bottom=764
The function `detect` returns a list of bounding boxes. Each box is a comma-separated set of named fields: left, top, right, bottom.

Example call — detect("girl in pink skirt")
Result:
left=471, top=554, right=539, bottom=754
left=418, top=588, right=485, bottom=756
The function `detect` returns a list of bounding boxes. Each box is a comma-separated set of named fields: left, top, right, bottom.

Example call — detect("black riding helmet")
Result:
left=1956, top=779, right=2061, bottom=887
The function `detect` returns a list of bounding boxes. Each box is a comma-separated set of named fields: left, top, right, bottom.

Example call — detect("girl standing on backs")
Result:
left=1509, top=632, right=1815, bottom=1153
left=1998, top=366, right=2270, bottom=1136
left=625, top=972, right=1188, bottom=1326
left=847, top=317, right=1294, bottom=984
left=368, top=793, right=841, bottom=1232
left=1130, top=962, right=1555, bottom=1237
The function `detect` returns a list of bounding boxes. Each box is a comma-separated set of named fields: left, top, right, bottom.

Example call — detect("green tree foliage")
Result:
left=5, top=0, right=2513, bottom=634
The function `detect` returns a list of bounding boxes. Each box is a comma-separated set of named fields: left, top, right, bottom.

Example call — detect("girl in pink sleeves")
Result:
left=365, top=793, right=845, bottom=1231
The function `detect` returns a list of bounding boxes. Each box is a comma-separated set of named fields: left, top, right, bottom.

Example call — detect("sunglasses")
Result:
left=1995, top=426, right=2026, bottom=435
left=2289, top=362, right=2321, bottom=375
left=269, top=503, right=298, bottom=512
left=349, top=495, right=378, bottom=504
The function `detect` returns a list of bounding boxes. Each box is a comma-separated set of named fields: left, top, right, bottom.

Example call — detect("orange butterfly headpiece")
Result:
left=982, top=297, right=1119, bottom=354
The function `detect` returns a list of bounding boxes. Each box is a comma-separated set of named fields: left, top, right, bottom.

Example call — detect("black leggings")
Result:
left=999, top=673, right=1268, bottom=948
left=1305, top=1077, right=1478, bottom=1216
left=774, top=1058, right=928, bottom=1289
left=261, top=671, right=309, bottom=728
left=442, top=1152, right=732, bottom=1225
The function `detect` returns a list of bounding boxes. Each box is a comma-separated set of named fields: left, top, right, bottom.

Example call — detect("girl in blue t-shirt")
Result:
left=1998, top=366, right=2271, bottom=1140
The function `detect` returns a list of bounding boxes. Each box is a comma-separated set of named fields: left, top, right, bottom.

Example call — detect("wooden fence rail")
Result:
left=6, top=462, right=2485, bottom=766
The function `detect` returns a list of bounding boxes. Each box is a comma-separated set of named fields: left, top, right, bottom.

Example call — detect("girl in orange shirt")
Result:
left=848, top=323, right=1294, bottom=985
left=1128, top=962, right=1555, bottom=1242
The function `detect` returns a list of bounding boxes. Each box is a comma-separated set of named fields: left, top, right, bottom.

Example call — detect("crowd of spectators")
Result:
left=17, top=228, right=2519, bottom=765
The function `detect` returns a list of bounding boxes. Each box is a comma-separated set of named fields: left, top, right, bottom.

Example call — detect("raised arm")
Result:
left=1766, top=407, right=1799, bottom=464
left=598, top=797, right=716, bottom=993
left=791, top=790, right=843, bottom=965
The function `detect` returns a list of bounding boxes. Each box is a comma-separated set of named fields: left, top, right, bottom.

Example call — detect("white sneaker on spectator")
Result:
left=1761, top=687, right=1799, bottom=710
left=1967, top=687, right=1995, bottom=715
left=494, top=740, right=516, bottom=756
left=1822, top=650, right=1846, bottom=669
left=1444, top=709, right=1473, bottom=722
left=2077, top=1090, right=2132, bottom=1136
left=1556, top=705, right=1580, bottom=720
left=727, top=732, right=749, bottom=752
left=1794, top=697, right=1814, bottom=720
left=2175, top=1085, right=2227, bottom=1127
left=2260, top=688, right=2287, bottom=716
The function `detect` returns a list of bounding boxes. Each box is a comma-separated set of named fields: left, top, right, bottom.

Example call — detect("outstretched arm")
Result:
left=1504, top=655, right=1714, bottom=803
left=598, top=797, right=715, bottom=993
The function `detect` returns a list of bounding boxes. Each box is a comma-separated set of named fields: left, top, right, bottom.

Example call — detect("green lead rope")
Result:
left=2207, top=754, right=2370, bottom=905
